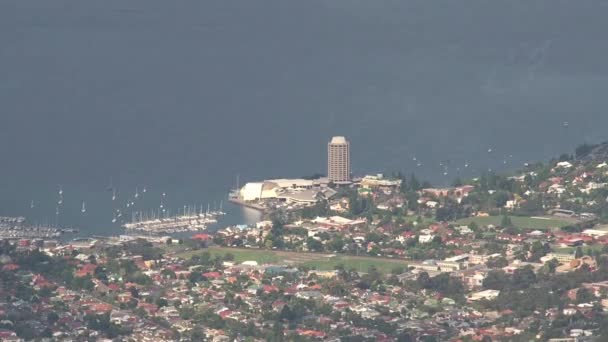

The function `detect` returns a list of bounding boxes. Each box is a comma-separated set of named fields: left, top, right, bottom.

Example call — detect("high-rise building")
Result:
left=327, top=136, right=350, bottom=183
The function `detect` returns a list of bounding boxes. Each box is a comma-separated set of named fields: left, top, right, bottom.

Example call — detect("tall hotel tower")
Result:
left=327, top=136, right=351, bottom=183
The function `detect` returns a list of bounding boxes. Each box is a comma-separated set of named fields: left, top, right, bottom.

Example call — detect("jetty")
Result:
left=122, top=206, right=223, bottom=234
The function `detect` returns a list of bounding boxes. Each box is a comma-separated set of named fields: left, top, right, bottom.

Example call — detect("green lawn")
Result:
left=454, top=216, right=571, bottom=230
left=175, top=247, right=408, bottom=274
left=175, top=247, right=280, bottom=264
left=302, top=256, right=407, bottom=274
left=553, top=245, right=605, bottom=254
left=403, top=216, right=435, bottom=224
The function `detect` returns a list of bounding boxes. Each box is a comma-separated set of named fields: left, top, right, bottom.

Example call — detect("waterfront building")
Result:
left=327, top=136, right=350, bottom=183
left=360, top=174, right=402, bottom=189
left=239, top=179, right=315, bottom=201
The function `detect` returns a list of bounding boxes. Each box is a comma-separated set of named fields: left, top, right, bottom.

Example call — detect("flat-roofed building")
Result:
left=436, top=260, right=464, bottom=272
left=360, top=174, right=402, bottom=188
left=542, top=252, right=576, bottom=264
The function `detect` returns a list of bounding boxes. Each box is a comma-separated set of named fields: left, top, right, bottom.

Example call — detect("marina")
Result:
left=0, top=216, right=78, bottom=239
left=122, top=204, right=224, bottom=234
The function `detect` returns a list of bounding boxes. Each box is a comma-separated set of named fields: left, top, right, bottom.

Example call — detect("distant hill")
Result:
left=575, top=141, right=608, bottom=162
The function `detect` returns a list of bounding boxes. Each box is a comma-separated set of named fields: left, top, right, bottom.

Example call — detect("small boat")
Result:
left=58, top=186, right=63, bottom=196
left=81, top=202, right=86, bottom=213
left=142, top=187, right=147, bottom=193
left=30, top=200, right=35, bottom=209
left=134, top=187, right=139, bottom=199
left=112, top=189, right=116, bottom=201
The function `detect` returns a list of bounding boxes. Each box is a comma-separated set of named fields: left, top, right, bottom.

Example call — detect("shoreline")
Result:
left=228, top=197, right=266, bottom=213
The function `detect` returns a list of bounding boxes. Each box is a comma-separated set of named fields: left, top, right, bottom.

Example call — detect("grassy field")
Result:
left=553, top=245, right=605, bottom=254
left=301, top=256, right=407, bottom=274
left=174, top=247, right=408, bottom=274
left=454, top=216, right=571, bottom=230
left=403, top=215, right=435, bottom=224
left=174, top=247, right=280, bottom=264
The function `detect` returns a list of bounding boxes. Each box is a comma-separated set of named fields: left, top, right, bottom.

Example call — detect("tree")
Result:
left=279, top=305, right=296, bottom=322
left=492, top=191, right=510, bottom=208
left=47, top=312, right=59, bottom=324
left=306, top=237, right=323, bottom=252
left=500, top=215, right=513, bottom=227
left=328, top=236, right=345, bottom=252
left=405, top=191, right=419, bottom=211
left=541, top=259, right=558, bottom=275
left=416, top=272, right=431, bottom=289
left=483, top=270, right=509, bottom=290
left=486, top=256, right=508, bottom=268
left=155, top=298, right=168, bottom=308
left=575, top=287, right=595, bottom=304
left=409, top=174, right=421, bottom=192
left=512, top=266, right=536, bottom=290
left=575, top=246, right=584, bottom=259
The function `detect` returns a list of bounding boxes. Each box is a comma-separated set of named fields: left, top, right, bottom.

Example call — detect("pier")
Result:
left=122, top=206, right=224, bottom=234
left=228, top=197, right=266, bottom=212
left=0, top=216, right=75, bottom=239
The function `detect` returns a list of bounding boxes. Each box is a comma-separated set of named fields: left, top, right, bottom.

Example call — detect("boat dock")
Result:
left=0, top=216, right=76, bottom=239
left=122, top=206, right=224, bottom=234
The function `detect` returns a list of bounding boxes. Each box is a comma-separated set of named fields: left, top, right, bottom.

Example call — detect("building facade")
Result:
left=327, top=136, right=350, bottom=183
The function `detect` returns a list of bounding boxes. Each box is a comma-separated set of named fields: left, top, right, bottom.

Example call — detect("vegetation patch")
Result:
left=454, top=215, right=571, bottom=230
left=303, top=256, right=408, bottom=274
left=176, top=247, right=280, bottom=264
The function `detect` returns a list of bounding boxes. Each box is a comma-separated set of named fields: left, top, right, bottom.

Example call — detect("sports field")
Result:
left=175, top=247, right=408, bottom=274
left=454, top=215, right=571, bottom=230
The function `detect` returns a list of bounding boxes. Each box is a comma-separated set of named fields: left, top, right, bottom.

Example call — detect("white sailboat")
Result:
left=134, top=187, right=139, bottom=199
left=30, top=200, right=35, bottom=209
left=57, top=186, right=64, bottom=205
left=112, top=188, right=116, bottom=201
left=81, top=201, right=86, bottom=213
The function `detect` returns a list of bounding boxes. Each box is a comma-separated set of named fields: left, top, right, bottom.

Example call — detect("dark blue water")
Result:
left=1, top=0, right=608, bottom=235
